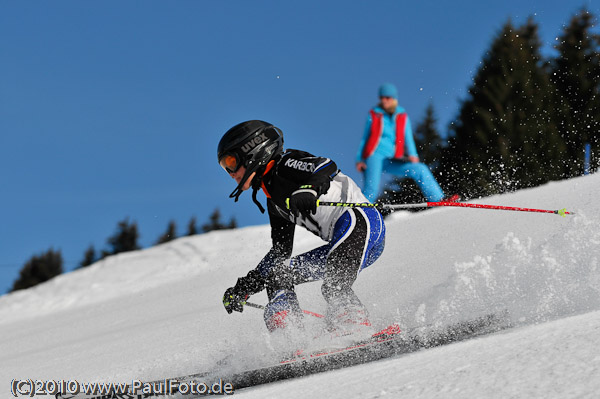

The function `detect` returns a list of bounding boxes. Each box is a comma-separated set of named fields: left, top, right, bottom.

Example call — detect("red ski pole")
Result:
left=425, top=201, right=573, bottom=216
left=316, top=200, right=574, bottom=217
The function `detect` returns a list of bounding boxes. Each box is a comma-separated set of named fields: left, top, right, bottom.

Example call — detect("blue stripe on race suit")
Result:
left=363, top=208, right=386, bottom=268
left=313, top=160, right=333, bottom=173
left=291, top=207, right=385, bottom=282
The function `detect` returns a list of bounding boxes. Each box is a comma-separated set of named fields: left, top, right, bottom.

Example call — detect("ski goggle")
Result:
left=219, top=153, right=242, bottom=174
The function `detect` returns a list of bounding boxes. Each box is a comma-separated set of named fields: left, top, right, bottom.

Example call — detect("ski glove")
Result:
left=223, top=269, right=266, bottom=314
left=288, top=185, right=319, bottom=218
left=223, top=287, right=247, bottom=314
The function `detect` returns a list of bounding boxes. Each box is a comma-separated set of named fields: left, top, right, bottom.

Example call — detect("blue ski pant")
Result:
left=290, top=207, right=385, bottom=291
left=362, top=154, right=444, bottom=202
left=263, top=208, right=385, bottom=329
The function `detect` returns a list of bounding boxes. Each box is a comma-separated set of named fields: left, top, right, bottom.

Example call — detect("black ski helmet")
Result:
left=218, top=120, right=284, bottom=203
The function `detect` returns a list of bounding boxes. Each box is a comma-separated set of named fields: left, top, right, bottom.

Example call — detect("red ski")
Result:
left=280, top=323, right=404, bottom=364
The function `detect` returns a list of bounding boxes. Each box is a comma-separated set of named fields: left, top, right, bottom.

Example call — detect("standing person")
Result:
left=219, top=120, right=385, bottom=337
left=356, top=83, right=455, bottom=203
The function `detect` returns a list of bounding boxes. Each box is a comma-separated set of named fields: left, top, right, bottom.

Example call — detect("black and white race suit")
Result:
left=236, top=149, right=386, bottom=306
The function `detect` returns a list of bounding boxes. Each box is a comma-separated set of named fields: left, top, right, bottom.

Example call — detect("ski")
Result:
left=279, top=323, right=404, bottom=364
left=64, top=312, right=509, bottom=399
left=203, top=311, right=510, bottom=391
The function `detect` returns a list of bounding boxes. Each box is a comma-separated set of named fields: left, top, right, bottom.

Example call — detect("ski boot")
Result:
left=321, top=289, right=375, bottom=346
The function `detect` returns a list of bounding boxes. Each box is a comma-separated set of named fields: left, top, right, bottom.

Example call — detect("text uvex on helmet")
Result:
left=217, top=120, right=284, bottom=202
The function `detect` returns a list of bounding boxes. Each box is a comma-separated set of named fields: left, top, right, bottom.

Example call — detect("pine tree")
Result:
left=79, top=245, right=96, bottom=268
left=442, top=18, right=566, bottom=198
left=548, top=9, right=600, bottom=176
left=187, top=216, right=198, bottom=236
left=106, top=218, right=140, bottom=255
left=11, top=248, right=63, bottom=292
left=415, top=102, right=445, bottom=170
left=227, top=217, right=238, bottom=229
left=202, top=209, right=225, bottom=233
left=202, top=208, right=237, bottom=233
left=156, top=220, right=177, bottom=244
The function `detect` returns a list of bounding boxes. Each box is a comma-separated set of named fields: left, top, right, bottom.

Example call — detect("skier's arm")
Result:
left=279, top=151, right=338, bottom=187
left=281, top=152, right=338, bottom=217
left=230, top=204, right=295, bottom=294
left=222, top=210, right=294, bottom=314
left=223, top=264, right=266, bottom=313
left=257, top=206, right=295, bottom=277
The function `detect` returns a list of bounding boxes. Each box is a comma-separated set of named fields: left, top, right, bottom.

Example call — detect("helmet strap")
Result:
left=228, top=156, right=278, bottom=213
left=228, top=166, right=255, bottom=202
left=228, top=163, right=268, bottom=213
left=250, top=164, right=268, bottom=213
left=251, top=186, right=265, bottom=214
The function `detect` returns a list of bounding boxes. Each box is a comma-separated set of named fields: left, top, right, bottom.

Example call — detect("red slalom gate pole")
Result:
left=317, top=200, right=574, bottom=217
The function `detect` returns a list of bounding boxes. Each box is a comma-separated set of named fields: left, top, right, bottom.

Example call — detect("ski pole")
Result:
left=316, top=200, right=574, bottom=217
left=246, top=301, right=325, bottom=319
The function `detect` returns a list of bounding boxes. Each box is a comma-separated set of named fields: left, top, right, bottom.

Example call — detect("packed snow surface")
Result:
left=1, top=174, right=599, bottom=398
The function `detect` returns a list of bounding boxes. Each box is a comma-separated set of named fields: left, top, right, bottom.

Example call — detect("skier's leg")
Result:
left=321, top=208, right=372, bottom=330
left=362, top=154, right=386, bottom=202
left=263, top=265, right=303, bottom=332
left=287, top=208, right=385, bottom=330
left=289, top=208, right=380, bottom=284
left=385, top=160, right=444, bottom=202
left=361, top=207, right=386, bottom=270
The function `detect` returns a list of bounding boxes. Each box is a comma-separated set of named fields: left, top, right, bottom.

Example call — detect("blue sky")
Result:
left=1, top=0, right=598, bottom=294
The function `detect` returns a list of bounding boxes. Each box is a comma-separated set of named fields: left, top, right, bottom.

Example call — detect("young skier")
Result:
left=219, top=120, right=386, bottom=335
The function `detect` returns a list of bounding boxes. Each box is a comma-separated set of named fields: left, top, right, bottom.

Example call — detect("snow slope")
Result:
left=1, top=174, right=599, bottom=398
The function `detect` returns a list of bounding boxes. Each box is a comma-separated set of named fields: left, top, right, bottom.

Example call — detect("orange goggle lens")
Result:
left=219, top=153, right=241, bottom=174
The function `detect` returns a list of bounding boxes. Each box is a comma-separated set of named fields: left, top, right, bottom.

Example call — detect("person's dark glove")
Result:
left=223, top=287, right=247, bottom=314
left=222, top=269, right=265, bottom=314
left=288, top=185, right=318, bottom=218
